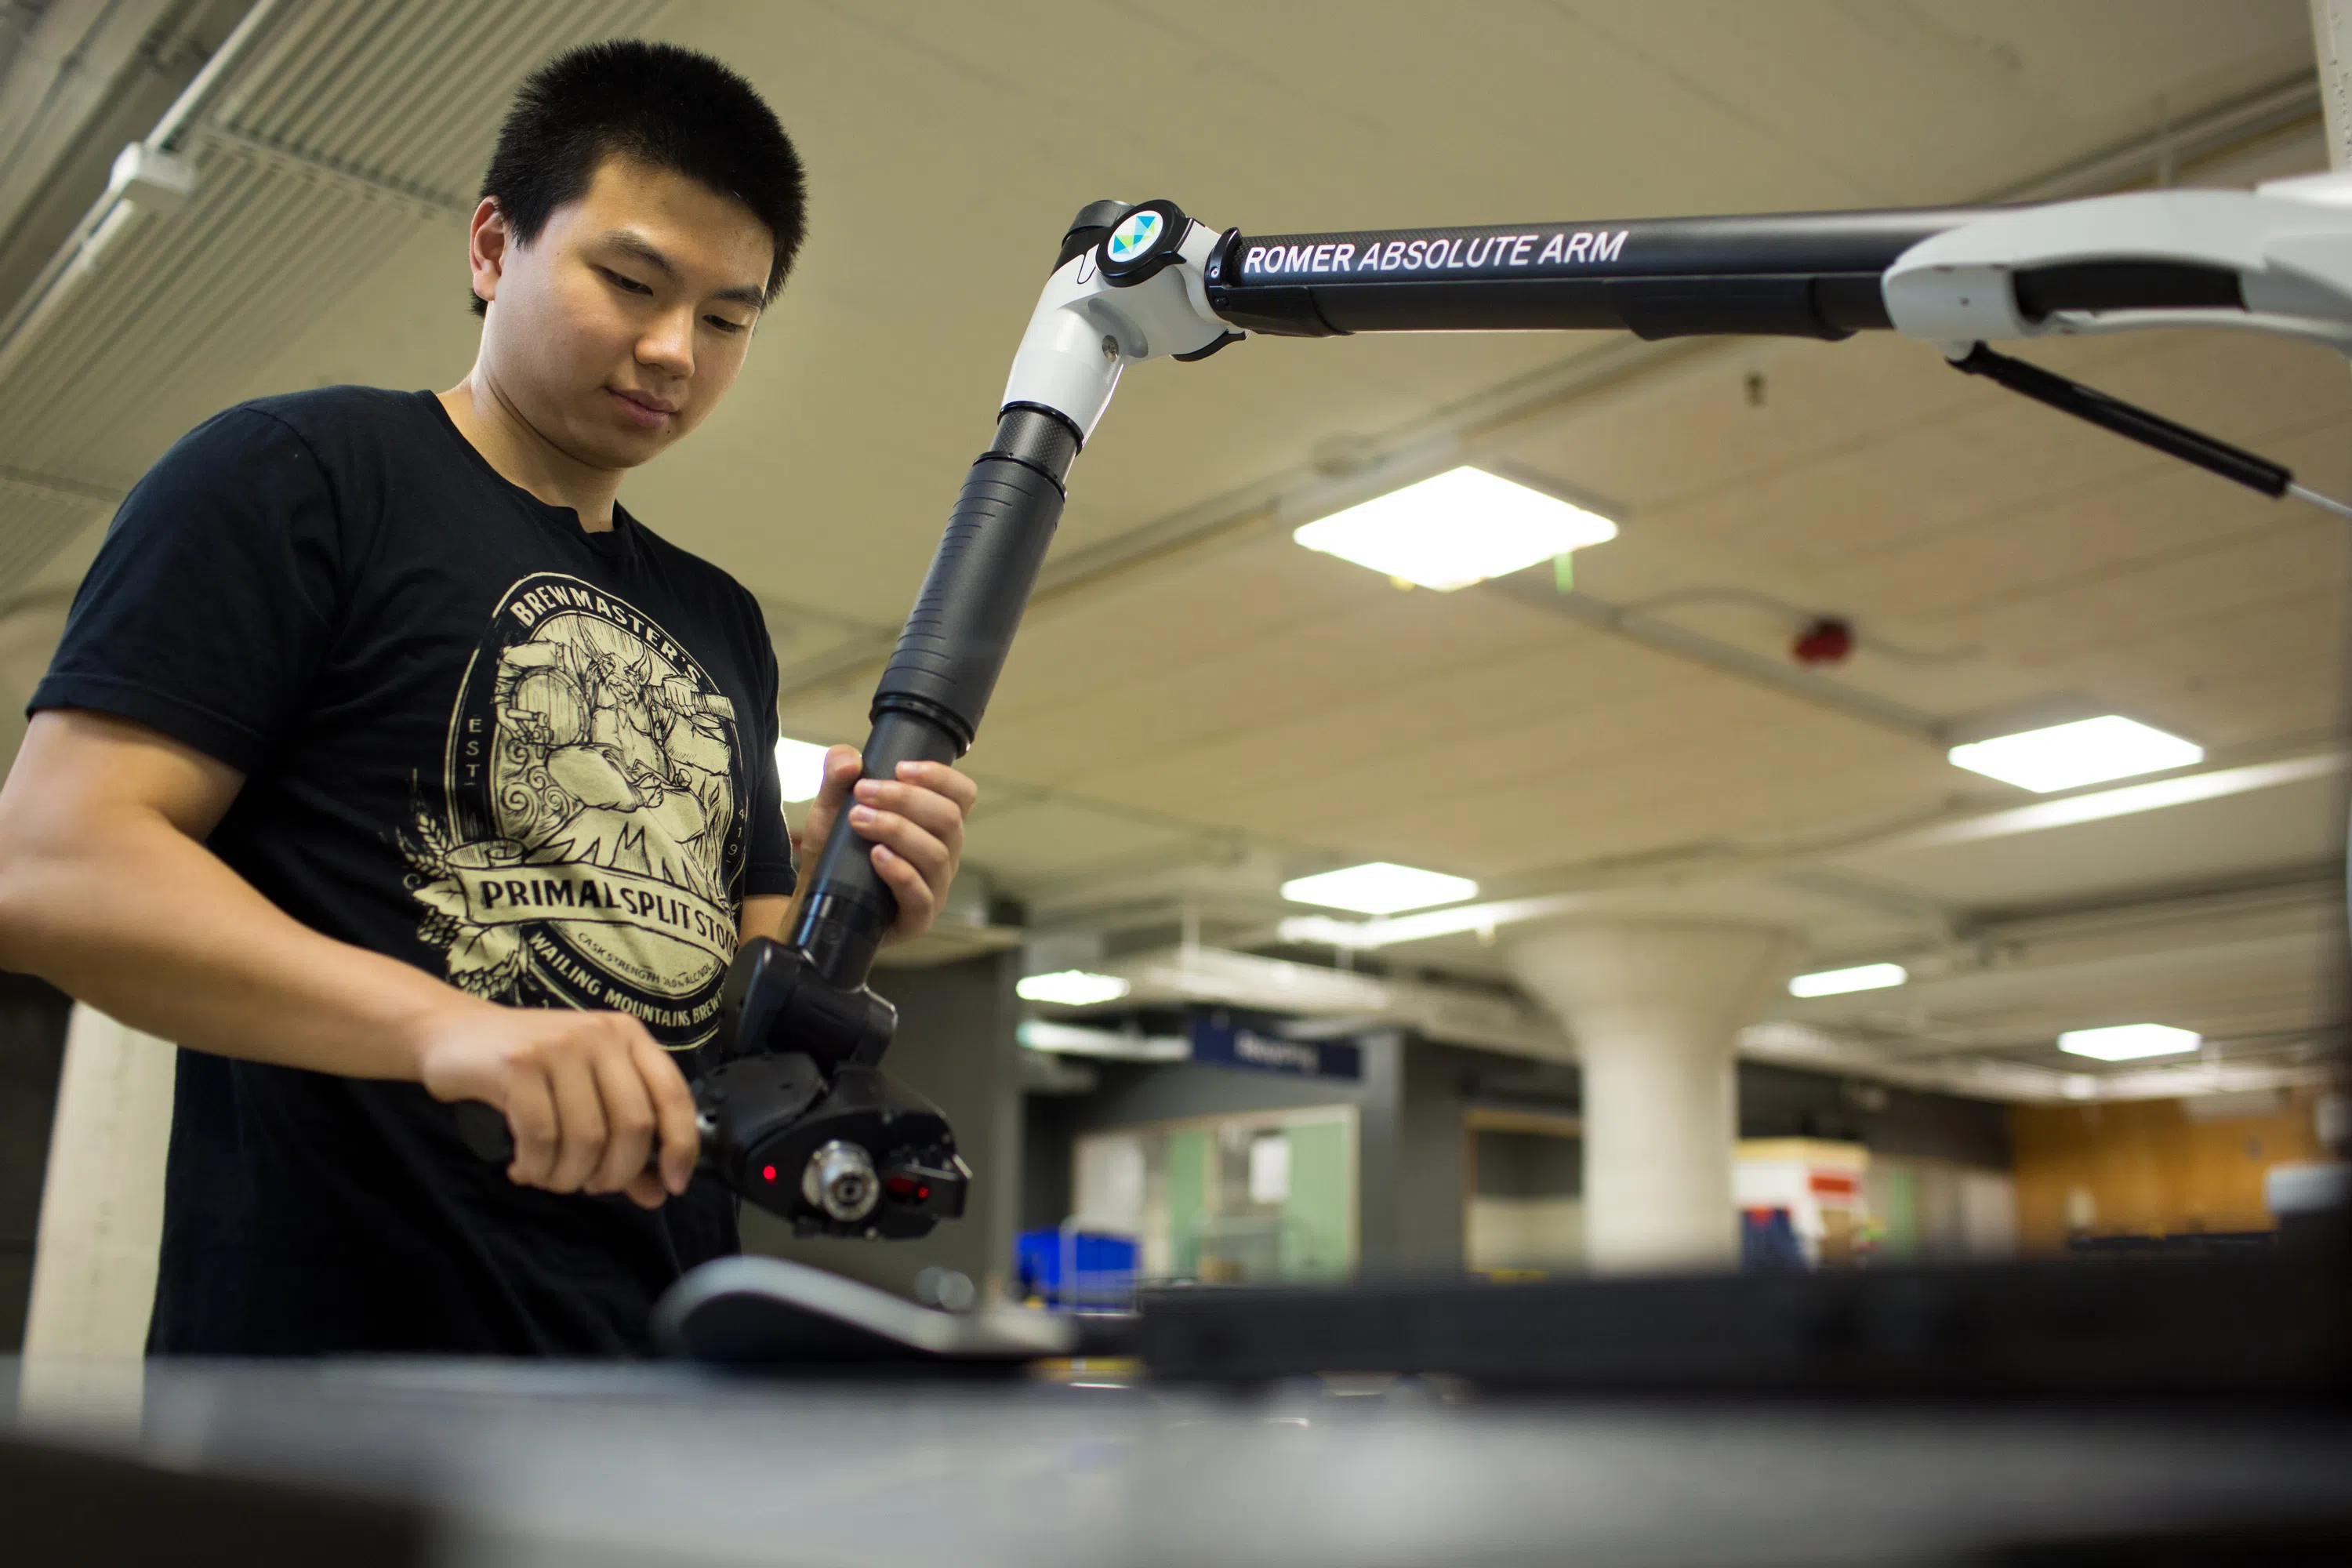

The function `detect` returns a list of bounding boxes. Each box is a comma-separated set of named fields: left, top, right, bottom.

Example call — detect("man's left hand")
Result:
left=792, top=747, right=978, bottom=946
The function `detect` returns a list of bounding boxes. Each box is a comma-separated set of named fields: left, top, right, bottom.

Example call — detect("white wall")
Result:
left=1465, top=1196, right=1584, bottom=1272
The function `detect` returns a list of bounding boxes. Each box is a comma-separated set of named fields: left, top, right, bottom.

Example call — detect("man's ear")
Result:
left=468, top=197, right=510, bottom=310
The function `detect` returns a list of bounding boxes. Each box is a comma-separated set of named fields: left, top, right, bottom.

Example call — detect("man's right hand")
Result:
left=413, top=997, right=699, bottom=1209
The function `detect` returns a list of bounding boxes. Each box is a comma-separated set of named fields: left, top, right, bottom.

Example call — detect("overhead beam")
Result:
left=1272, top=744, right=2347, bottom=952
left=1058, top=942, right=1573, bottom=1058
left=1738, top=1018, right=2338, bottom=1104
left=0, top=463, right=120, bottom=505
left=1873, top=753, right=2347, bottom=854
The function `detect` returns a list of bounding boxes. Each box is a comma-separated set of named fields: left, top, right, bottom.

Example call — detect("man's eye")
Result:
left=704, top=315, right=748, bottom=334
left=600, top=268, right=653, bottom=296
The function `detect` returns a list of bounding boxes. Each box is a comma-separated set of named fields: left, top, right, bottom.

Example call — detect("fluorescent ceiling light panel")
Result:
left=1280, top=861, right=1479, bottom=916
left=775, top=736, right=832, bottom=804
left=1291, top=466, right=1617, bottom=590
left=1788, top=962, right=1907, bottom=998
left=2057, top=1022, right=2201, bottom=1062
left=1018, top=1020, right=1188, bottom=1060
left=1946, top=716, right=2201, bottom=793
left=1015, top=970, right=1133, bottom=1007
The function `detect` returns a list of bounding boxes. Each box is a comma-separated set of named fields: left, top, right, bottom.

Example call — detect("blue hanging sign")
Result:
left=1188, top=1016, right=1362, bottom=1081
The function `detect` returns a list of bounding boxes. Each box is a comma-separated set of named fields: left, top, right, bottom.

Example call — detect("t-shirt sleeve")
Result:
left=30, top=407, right=343, bottom=775
left=738, top=593, right=798, bottom=900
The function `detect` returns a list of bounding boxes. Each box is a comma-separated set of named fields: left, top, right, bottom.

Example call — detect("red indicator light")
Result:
left=761, top=1164, right=777, bottom=1182
left=916, top=1185, right=931, bottom=1202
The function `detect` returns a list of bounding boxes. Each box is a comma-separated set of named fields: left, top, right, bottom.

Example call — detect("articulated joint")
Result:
left=720, top=935, right=898, bottom=1065
left=1001, top=198, right=1239, bottom=439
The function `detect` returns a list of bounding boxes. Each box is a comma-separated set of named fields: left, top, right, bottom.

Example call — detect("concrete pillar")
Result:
left=1508, top=923, right=1799, bottom=1272
left=24, top=1004, right=175, bottom=1359
left=2313, top=2, right=2352, bottom=172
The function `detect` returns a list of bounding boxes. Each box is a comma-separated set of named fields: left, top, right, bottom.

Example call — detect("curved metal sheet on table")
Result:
left=653, top=1255, right=1078, bottom=1367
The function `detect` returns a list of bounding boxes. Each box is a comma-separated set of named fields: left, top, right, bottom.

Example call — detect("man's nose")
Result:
left=637, top=307, right=695, bottom=380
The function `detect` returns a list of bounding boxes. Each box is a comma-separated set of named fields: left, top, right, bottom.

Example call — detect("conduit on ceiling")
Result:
left=0, top=0, right=668, bottom=586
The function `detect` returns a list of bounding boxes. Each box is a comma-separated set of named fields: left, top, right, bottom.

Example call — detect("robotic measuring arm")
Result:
left=466, top=173, right=2352, bottom=1238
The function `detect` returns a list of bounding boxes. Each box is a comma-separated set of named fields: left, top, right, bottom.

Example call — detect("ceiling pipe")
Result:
left=0, top=0, right=282, bottom=383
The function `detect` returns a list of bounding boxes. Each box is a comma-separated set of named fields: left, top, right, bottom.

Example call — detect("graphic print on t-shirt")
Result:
left=404, top=573, right=747, bottom=1048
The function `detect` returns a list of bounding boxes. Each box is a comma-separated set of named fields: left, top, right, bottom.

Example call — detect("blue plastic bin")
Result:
left=1016, top=1227, right=1139, bottom=1308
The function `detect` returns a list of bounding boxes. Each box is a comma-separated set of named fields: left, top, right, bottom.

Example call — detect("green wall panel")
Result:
left=1167, top=1127, right=1208, bottom=1278
left=1281, top=1120, right=1353, bottom=1282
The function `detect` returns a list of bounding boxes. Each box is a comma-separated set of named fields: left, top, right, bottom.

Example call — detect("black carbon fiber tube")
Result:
left=1203, top=208, right=1991, bottom=340
left=787, top=404, right=1080, bottom=988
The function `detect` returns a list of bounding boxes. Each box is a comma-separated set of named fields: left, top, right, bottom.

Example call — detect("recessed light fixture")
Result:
left=1015, top=970, right=1133, bottom=1006
left=1788, top=962, right=1907, bottom=998
left=1291, top=466, right=1617, bottom=590
left=1947, top=716, right=2201, bottom=793
left=1018, top=1020, right=1189, bottom=1059
left=775, top=736, right=833, bottom=804
left=2057, top=1022, right=2201, bottom=1062
left=1280, top=861, right=1479, bottom=916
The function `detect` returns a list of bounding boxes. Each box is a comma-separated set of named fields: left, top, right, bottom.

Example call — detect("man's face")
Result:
left=472, top=155, right=771, bottom=472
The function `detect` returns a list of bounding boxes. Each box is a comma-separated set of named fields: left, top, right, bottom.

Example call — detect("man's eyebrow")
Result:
left=594, top=230, right=765, bottom=310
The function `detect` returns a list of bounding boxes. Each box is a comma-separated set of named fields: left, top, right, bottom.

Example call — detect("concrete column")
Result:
left=24, top=1004, right=175, bottom=1359
left=1508, top=923, right=1799, bottom=1272
left=2313, top=2, right=2352, bottom=172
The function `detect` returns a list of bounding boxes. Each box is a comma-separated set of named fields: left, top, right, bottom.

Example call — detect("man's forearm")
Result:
left=0, top=710, right=702, bottom=1201
left=0, top=803, right=470, bottom=1079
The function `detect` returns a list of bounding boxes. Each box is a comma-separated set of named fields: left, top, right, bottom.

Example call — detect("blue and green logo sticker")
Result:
left=1106, top=209, right=1164, bottom=263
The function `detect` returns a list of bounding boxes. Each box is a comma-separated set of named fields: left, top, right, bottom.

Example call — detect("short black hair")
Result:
left=471, top=40, right=806, bottom=317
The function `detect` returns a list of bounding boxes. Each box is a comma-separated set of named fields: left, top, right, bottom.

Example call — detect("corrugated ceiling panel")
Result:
left=0, top=479, right=109, bottom=590
left=0, top=0, right=663, bottom=583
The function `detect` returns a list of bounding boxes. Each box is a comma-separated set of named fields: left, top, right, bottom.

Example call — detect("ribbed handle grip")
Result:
left=788, top=408, right=1076, bottom=990
left=868, top=452, right=1068, bottom=748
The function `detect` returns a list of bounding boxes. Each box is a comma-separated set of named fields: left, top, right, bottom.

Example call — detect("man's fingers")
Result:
left=895, top=759, right=978, bottom=814
left=818, top=746, right=862, bottom=804
left=872, top=843, right=937, bottom=927
left=848, top=805, right=950, bottom=887
left=792, top=746, right=866, bottom=861
left=851, top=778, right=967, bottom=854
left=587, top=1037, right=659, bottom=1195
left=634, top=1033, right=699, bottom=1196
left=544, top=1050, right=608, bottom=1193
left=503, top=1070, right=560, bottom=1189
left=621, top=1171, right=670, bottom=1210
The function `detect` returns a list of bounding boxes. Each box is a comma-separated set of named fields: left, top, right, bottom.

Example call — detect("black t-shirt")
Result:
left=31, top=386, right=797, bottom=1356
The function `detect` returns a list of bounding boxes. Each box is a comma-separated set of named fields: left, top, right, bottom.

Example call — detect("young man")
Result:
left=0, top=42, right=977, bottom=1355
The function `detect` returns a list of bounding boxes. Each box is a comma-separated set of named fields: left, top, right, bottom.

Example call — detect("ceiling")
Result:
left=0, top=0, right=2342, bottom=1100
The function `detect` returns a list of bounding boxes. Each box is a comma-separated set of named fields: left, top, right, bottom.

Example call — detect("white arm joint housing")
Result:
left=1000, top=215, right=1232, bottom=442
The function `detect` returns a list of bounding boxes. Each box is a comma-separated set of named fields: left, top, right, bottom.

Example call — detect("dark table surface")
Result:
left=6, top=1355, right=2352, bottom=1566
